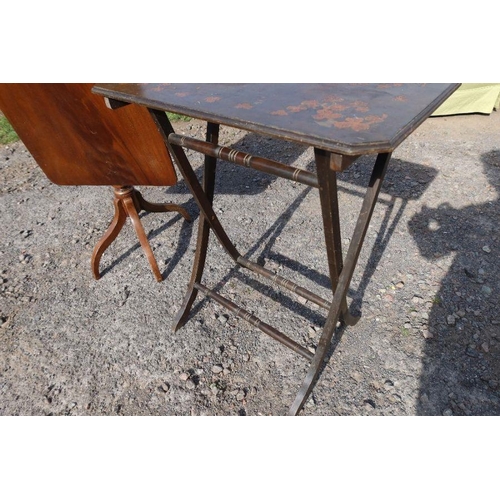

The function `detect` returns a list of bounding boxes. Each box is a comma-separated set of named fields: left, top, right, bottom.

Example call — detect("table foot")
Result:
left=172, top=285, right=198, bottom=332
left=341, top=309, right=360, bottom=326
left=288, top=331, right=336, bottom=416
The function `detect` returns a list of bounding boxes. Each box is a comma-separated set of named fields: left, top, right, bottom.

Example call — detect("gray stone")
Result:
left=422, top=329, right=434, bottom=339
left=211, top=365, right=223, bottom=374
left=446, top=315, right=456, bottom=326
left=217, top=314, right=229, bottom=325
left=466, top=346, right=479, bottom=358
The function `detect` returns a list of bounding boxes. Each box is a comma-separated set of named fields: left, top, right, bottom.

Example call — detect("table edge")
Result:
left=93, top=83, right=460, bottom=157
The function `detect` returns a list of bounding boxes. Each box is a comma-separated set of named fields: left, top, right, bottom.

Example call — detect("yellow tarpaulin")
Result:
left=432, top=83, right=500, bottom=116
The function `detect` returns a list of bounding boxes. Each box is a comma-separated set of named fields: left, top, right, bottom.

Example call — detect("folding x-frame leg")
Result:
left=173, top=122, right=220, bottom=331
left=289, top=152, right=391, bottom=415
left=150, top=108, right=391, bottom=415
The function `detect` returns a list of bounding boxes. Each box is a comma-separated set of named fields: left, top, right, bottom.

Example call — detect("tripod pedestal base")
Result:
left=91, top=186, right=190, bottom=281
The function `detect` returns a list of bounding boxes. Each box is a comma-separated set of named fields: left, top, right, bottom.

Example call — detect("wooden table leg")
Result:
left=173, top=122, right=220, bottom=331
left=289, top=152, right=392, bottom=415
left=316, top=148, right=360, bottom=327
left=91, top=185, right=190, bottom=281
left=91, top=194, right=127, bottom=280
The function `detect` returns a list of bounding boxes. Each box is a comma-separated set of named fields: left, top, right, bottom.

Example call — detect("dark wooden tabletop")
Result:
left=93, top=83, right=459, bottom=156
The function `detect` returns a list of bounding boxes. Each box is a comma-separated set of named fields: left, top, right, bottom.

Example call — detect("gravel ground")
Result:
left=0, top=110, right=499, bottom=416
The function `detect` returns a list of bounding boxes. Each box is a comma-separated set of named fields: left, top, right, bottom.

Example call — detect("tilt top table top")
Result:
left=93, top=83, right=459, bottom=415
left=93, top=83, right=459, bottom=156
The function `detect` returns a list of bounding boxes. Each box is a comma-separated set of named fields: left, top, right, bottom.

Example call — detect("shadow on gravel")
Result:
left=342, top=157, right=439, bottom=315
left=408, top=150, right=500, bottom=415
left=263, top=156, right=440, bottom=317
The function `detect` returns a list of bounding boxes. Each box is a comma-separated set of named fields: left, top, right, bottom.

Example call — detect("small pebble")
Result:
left=305, top=397, right=316, bottom=408
left=443, top=408, right=453, bottom=416
left=482, top=245, right=491, bottom=253
left=159, top=383, right=170, bottom=393
left=211, top=365, right=223, bottom=374
left=179, top=372, right=190, bottom=381
left=466, top=346, right=479, bottom=358
left=481, top=286, right=492, bottom=297
left=217, top=314, right=228, bottom=325
left=185, top=380, right=196, bottom=390
left=428, top=219, right=440, bottom=230
left=446, top=315, right=456, bottom=326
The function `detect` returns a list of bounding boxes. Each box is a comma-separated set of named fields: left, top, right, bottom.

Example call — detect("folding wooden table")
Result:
left=93, top=83, right=459, bottom=415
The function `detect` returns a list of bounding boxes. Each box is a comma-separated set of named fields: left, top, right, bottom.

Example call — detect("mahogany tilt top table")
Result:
left=93, top=83, right=459, bottom=415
